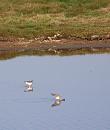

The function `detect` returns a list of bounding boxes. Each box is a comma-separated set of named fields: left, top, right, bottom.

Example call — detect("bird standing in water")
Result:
left=51, top=93, right=65, bottom=107
left=24, top=80, right=33, bottom=92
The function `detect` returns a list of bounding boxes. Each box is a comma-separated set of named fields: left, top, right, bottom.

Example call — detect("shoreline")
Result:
left=0, top=38, right=110, bottom=59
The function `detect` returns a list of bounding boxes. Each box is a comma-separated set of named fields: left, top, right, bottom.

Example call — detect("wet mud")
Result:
left=0, top=38, right=110, bottom=60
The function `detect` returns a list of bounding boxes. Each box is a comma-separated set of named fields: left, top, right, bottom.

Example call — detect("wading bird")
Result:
left=51, top=93, right=65, bottom=107
left=24, top=80, right=33, bottom=92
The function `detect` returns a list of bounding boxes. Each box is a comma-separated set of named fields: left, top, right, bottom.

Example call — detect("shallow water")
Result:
left=0, top=54, right=110, bottom=130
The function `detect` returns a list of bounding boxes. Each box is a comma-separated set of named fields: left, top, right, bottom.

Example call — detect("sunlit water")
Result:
left=0, top=54, right=110, bottom=130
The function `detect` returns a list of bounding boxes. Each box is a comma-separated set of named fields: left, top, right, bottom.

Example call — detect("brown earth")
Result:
left=0, top=37, right=110, bottom=59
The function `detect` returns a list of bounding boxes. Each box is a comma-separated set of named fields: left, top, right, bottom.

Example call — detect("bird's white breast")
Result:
left=26, top=82, right=32, bottom=86
left=55, top=96, right=60, bottom=100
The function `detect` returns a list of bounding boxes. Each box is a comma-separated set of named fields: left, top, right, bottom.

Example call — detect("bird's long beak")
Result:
left=62, top=99, right=65, bottom=101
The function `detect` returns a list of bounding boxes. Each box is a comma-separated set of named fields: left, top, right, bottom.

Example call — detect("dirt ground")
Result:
left=0, top=38, right=110, bottom=59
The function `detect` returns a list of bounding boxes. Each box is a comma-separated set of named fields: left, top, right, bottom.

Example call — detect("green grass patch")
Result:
left=0, top=0, right=110, bottom=38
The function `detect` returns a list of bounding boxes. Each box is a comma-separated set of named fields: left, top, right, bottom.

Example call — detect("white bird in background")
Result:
left=24, top=80, right=33, bottom=92
left=51, top=93, right=65, bottom=107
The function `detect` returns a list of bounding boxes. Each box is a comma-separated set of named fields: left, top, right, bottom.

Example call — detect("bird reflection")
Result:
left=51, top=93, right=65, bottom=107
left=24, top=80, right=33, bottom=92
left=51, top=99, right=62, bottom=107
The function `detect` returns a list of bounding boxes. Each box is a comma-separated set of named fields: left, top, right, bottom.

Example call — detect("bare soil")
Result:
left=0, top=37, right=110, bottom=59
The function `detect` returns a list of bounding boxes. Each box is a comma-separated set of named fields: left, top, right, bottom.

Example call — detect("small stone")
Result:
left=91, top=35, right=99, bottom=40
left=47, top=37, right=52, bottom=41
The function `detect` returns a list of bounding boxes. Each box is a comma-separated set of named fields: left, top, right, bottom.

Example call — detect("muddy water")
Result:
left=0, top=54, right=110, bottom=130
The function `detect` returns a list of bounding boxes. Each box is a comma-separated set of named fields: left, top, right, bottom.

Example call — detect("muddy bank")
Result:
left=0, top=38, right=110, bottom=60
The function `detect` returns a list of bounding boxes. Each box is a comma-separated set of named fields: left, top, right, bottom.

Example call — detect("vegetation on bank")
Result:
left=0, top=0, right=110, bottom=39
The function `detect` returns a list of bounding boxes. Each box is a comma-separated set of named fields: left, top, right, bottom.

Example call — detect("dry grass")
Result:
left=0, top=0, right=110, bottom=38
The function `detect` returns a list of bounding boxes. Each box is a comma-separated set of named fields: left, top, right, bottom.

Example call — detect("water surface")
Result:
left=0, top=54, right=110, bottom=130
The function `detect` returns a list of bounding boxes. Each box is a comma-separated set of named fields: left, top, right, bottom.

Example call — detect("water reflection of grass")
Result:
left=0, top=49, right=110, bottom=60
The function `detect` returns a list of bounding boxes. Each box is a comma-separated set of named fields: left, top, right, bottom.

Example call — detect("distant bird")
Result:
left=51, top=93, right=65, bottom=101
left=24, top=80, right=33, bottom=92
left=51, top=93, right=65, bottom=107
left=25, top=80, right=33, bottom=86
